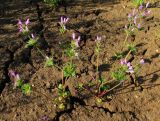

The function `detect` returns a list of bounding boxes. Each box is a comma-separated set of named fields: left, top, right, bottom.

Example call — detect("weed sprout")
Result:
left=59, top=16, right=69, bottom=34
left=17, top=18, right=30, bottom=35
left=8, top=70, right=31, bottom=95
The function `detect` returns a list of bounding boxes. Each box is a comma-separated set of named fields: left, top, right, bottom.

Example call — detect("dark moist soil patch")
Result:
left=1, top=0, right=160, bottom=121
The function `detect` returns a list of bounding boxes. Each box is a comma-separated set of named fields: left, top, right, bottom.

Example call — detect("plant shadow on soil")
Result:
left=113, top=69, right=160, bottom=96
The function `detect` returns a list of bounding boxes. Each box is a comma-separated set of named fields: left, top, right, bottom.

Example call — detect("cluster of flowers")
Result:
left=18, top=18, right=37, bottom=39
left=18, top=18, right=30, bottom=35
left=120, top=58, right=144, bottom=74
left=125, top=2, right=151, bottom=35
left=8, top=70, right=21, bottom=88
left=139, top=2, right=151, bottom=17
left=59, top=16, right=69, bottom=34
left=18, top=18, right=38, bottom=47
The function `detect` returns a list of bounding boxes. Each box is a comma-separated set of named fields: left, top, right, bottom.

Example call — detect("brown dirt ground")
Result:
left=1, top=0, right=160, bottom=121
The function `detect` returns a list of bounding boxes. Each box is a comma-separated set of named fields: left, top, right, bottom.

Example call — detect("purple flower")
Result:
left=60, top=16, right=69, bottom=25
left=31, top=33, right=35, bottom=39
left=40, top=115, right=49, bottom=121
left=140, top=58, right=145, bottom=64
left=25, top=18, right=30, bottom=25
left=120, top=59, right=135, bottom=74
left=8, top=70, right=16, bottom=77
left=77, top=36, right=81, bottom=42
left=134, top=15, right=138, bottom=25
left=72, top=33, right=80, bottom=47
left=120, top=59, right=127, bottom=65
left=137, top=23, right=141, bottom=29
left=125, top=25, right=128, bottom=29
left=18, top=26, right=23, bottom=32
left=127, top=66, right=134, bottom=74
left=127, top=62, right=131, bottom=67
left=139, top=5, right=143, bottom=10
left=142, top=10, right=151, bottom=16
left=97, top=36, right=102, bottom=41
left=17, top=18, right=30, bottom=34
left=128, top=14, right=132, bottom=19
left=18, top=19, right=22, bottom=25
left=8, top=70, right=21, bottom=87
left=72, top=33, right=76, bottom=40
left=95, top=36, right=102, bottom=43
left=75, top=36, right=81, bottom=47
left=126, top=63, right=134, bottom=74
left=146, top=2, right=150, bottom=8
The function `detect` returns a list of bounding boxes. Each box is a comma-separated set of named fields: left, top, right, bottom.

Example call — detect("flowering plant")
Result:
left=8, top=70, right=31, bottom=95
left=17, top=18, right=30, bottom=35
left=59, top=16, right=69, bottom=34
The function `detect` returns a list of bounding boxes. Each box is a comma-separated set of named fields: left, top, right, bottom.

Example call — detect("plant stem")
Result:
left=62, top=70, right=64, bottom=85
left=125, top=50, right=132, bottom=60
left=121, top=34, right=129, bottom=51
left=33, top=88, right=54, bottom=101
left=96, top=53, right=99, bottom=83
left=54, top=64, right=62, bottom=71
left=98, top=80, right=123, bottom=97
left=36, top=46, right=46, bottom=58
left=124, top=34, right=129, bottom=46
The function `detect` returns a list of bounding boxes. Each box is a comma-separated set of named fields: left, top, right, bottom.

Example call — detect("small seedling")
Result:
left=21, top=84, right=31, bottom=95
left=8, top=70, right=31, bottom=95
left=54, top=84, right=70, bottom=110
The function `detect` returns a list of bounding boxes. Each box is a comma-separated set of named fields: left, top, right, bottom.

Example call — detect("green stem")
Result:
left=125, top=50, right=131, bottom=60
left=98, top=80, right=123, bottom=97
left=54, top=64, right=62, bottom=71
left=123, top=34, right=129, bottom=49
left=36, top=46, right=46, bottom=58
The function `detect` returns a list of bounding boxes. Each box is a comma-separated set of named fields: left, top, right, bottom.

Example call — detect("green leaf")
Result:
left=114, top=52, right=124, bottom=59
left=25, top=38, right=37, bottom=48
left=44, top=0, right=60, bottom=7
left=132, top=0, right=144, bottom=7
left=17, top=79, right=23, bottom=87
left=111, top=67, right=127, bottom=81
left=128, top=44, right=136, bottom=53
left=78, top=83, right=83, bottom=89
left=44, top=57, right=54, bottom=67
left=21, top=83, right=31, bottom=95
left=58, top=84, right=64, bottom=90
left=100, top=85, right=110, bottom=91
left=64, top=47, right=75, bottom=58
left=98, top=77, right=105, bottom=83
left=63, top=63, right=76, bottom=78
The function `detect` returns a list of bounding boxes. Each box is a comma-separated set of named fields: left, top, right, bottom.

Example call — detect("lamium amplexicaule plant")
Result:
left=9, top=0, right=151, bottom=111
left=8, top=70, right=31, bottom=95
left=59, top=16, right=69, bottom=34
